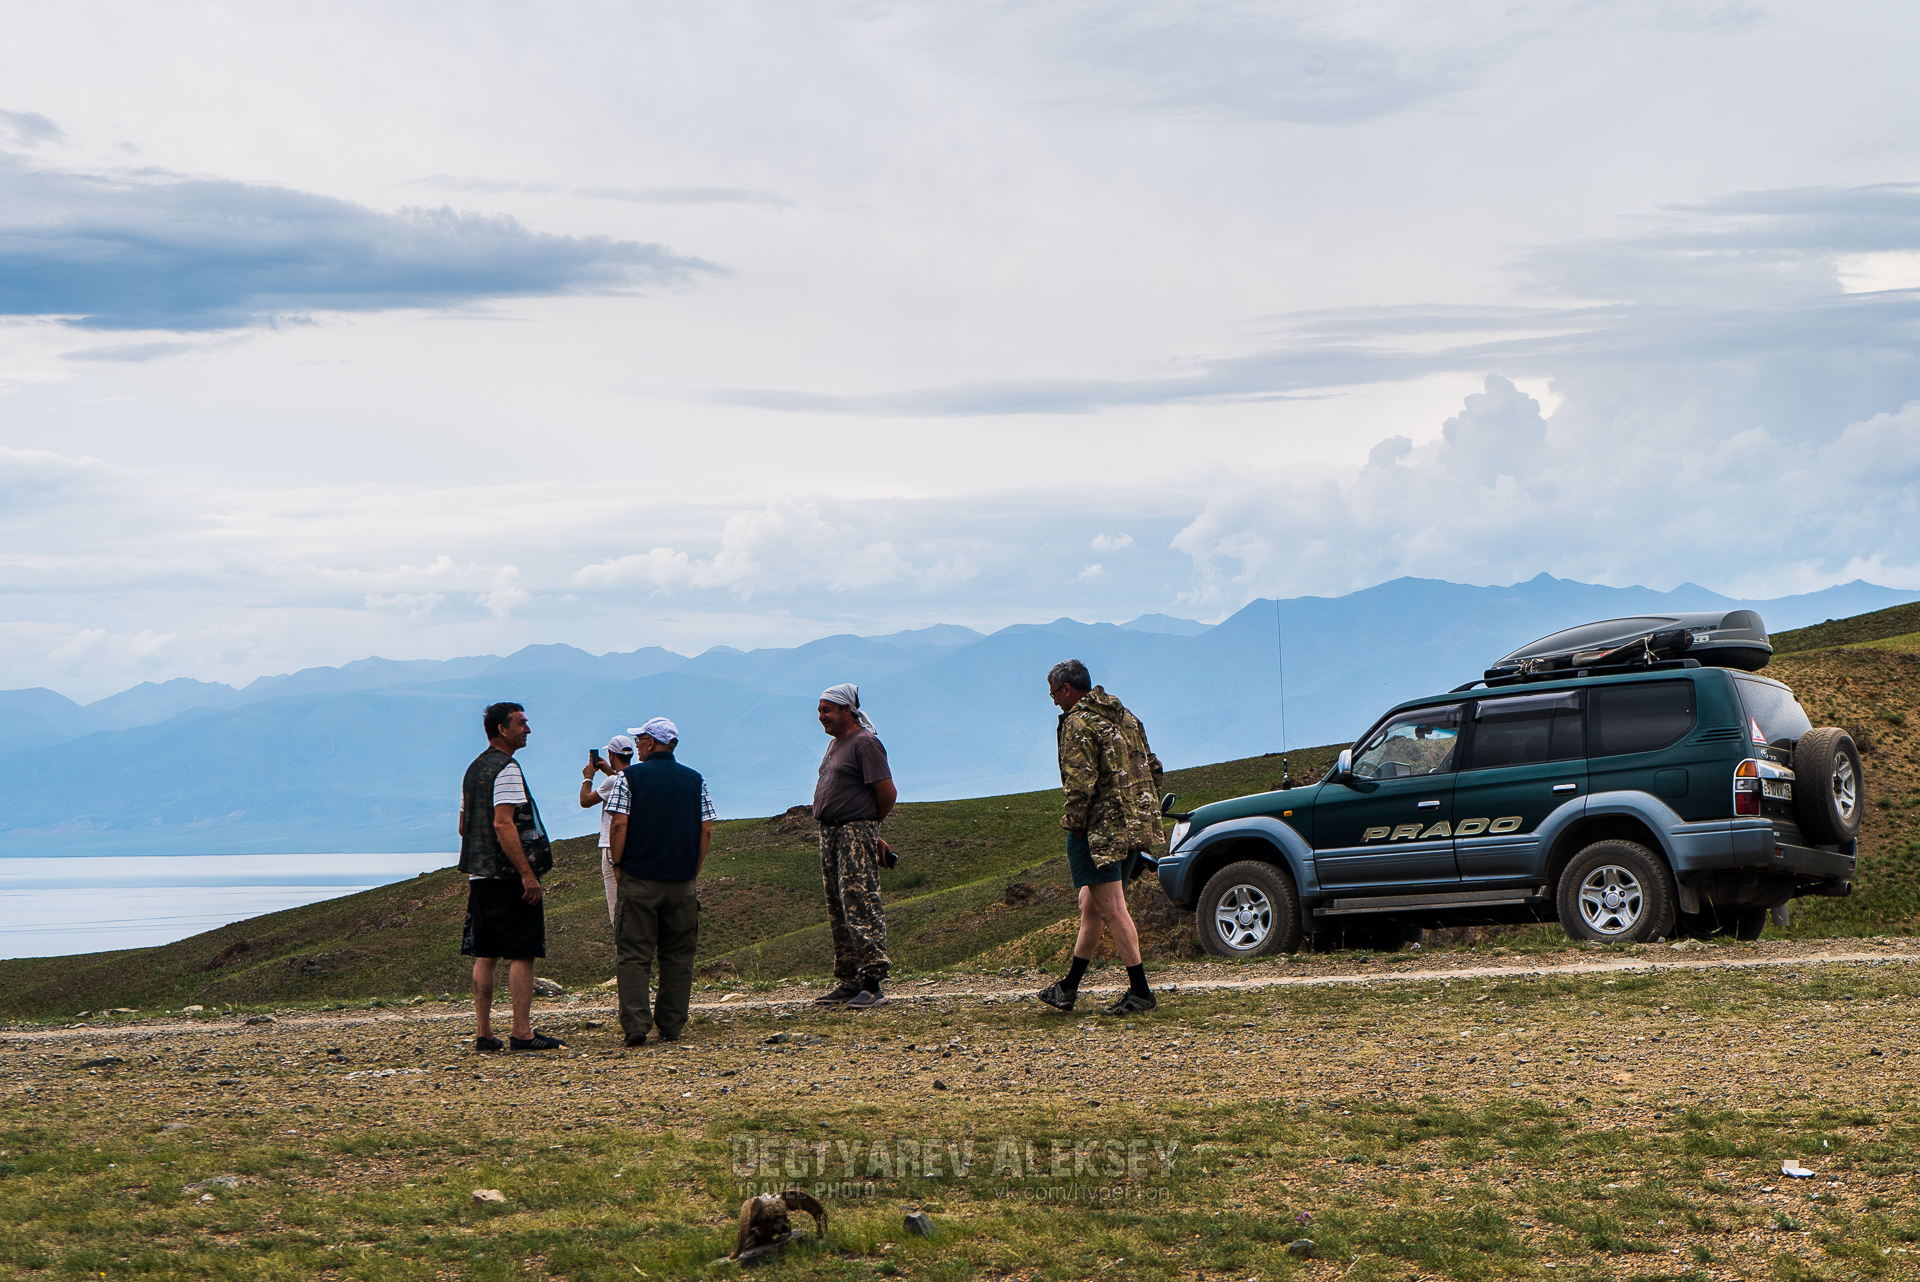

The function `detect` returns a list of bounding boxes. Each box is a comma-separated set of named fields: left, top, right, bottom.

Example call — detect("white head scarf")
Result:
left=819, top=683, right=876, bottom=735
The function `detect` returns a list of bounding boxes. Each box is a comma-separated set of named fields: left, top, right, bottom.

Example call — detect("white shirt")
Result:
left=593, top=771, right=622, bottom=849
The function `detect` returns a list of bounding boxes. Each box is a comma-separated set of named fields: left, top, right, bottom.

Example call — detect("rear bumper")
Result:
left=1668, top=817, right=1855, bottom=882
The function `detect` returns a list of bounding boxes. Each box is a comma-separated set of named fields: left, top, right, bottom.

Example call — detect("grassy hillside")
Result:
left=0, top=747, right=1335, bottom=1020
left=1772, top=601, right=1920, bottom=653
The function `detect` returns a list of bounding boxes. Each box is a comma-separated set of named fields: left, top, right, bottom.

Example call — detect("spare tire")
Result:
left=1792, top=728, right=1863, bottom=845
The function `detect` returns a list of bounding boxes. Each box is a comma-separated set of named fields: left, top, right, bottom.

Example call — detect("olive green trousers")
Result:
left=615, top=876, right=699, bottom=1041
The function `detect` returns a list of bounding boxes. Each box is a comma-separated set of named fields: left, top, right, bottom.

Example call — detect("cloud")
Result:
left=408, top=174, right=792, bottom=208
left=1090, top=532, right=1133, bottom=552
left=1170, top=377, right=1920, bottom=608
left=0, top=108, right=63, bottom=147
left=63, top=337, right=239, bottom=362
left=0, top=157, right=720, bottom=330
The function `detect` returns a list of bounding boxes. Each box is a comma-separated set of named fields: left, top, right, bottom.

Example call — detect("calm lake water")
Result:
left=0, top=853, right=455, bottom=960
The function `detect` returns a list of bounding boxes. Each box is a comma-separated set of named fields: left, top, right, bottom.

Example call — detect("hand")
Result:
left=582, top=763, right=598, bottom=780
left=521, top=874, right=544, bottom=904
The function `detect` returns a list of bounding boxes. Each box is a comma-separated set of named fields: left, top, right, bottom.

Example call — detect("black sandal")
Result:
left=475, top=1035, right=504, bottom=1053
left=510, top=1032, right=566, bottom=1051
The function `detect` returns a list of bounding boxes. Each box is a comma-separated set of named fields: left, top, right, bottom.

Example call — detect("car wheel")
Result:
left=1196, top=860, right=1304, bottom=957
left=1556, top=840, right=1677, bottom=943
left=1792, top=728, right=1864, bottom=845
left=1731, top=908, right=1768, bottom=941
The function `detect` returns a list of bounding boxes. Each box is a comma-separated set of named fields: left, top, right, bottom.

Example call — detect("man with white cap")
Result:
left=812, top=683, right=896, bottom=1011
left=604, top=717, right=715, bottom=1046
left=579, top=732, right=636, bottom=923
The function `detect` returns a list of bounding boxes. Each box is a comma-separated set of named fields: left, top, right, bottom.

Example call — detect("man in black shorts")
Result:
left=458, top=701, right=565, bottom=1052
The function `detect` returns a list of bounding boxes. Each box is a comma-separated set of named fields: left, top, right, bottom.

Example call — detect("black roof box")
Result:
left=1488, top=610, right=1771, bottom=679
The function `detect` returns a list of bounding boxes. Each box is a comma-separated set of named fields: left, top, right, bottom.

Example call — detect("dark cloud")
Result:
left=0, top=108, right=63, bottom=146
left=0, top=159, right=720, bottom=331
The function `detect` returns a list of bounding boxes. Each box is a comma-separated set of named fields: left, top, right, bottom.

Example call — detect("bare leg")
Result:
left=508, top=958, right=536, bottom=1040
left=472, top=957, right=498, bottom=1038
left=1085, top=881, right=1142, bottom=966
left=1073, top=886, right=1104, bottom=960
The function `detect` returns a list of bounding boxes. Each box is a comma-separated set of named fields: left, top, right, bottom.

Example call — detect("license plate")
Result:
left=1762, top=780, right=1792, bottom=800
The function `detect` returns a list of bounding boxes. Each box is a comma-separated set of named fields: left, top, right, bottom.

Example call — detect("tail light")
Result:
left=1733, top=757, right=1794, bottom=816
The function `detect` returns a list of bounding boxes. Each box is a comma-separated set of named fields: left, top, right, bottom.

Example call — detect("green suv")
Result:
left=1155, top=612, right=1862, bottom=951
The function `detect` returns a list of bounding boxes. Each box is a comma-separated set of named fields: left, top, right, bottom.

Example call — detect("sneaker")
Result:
left=1036, top=981, right=1078, bottom=1012
left=844, top=988, right=889, bottom=1011
left=1102, top=991, right=1157, bottom=1016
left=814, top=982, right=862, bottom=1005
left=623, top=1033, right=647, bottom=1048
left=510, top=1031, right=567, bottom=1051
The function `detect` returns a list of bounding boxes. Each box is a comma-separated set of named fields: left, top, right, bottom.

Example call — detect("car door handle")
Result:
left=1551, top=783, right=1578, bottom=794
left=1417, top=800, right=1440, bottom=810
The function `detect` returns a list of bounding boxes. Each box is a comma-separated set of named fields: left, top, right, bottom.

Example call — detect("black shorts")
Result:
left=1066, top=830, right=1125, bottom=890
left=461, top=878, right=546, bottom=960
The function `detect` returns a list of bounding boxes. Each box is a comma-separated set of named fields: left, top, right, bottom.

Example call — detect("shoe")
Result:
left=1037, top=981, right=1078, bottom=1012
left=844, top=988, right=889, bottom=1011
left=1102, top=991, right=1157, bottom=1016
left=475, top=1035, right=504, bottom=1053
left=657, top=1030, right=682, bottom=1043
left=814, top=982, right=862, bottom=1005
left=624, top=1033, right=647, bottom=1048
left=510, top=1031, right=567, bottom=1051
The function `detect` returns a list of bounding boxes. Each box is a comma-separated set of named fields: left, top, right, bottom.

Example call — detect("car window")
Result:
left=1733, top=676, right=1812, bottom=748
left=1353, top=706, right=1462, bottom=779
left=1468, top=691, right=1582, bottom=768
left=1589, top=680, right=1696, bottom=757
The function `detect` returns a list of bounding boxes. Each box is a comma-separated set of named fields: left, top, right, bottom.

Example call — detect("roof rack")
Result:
left=1451, top=656, right=1702, bottom=693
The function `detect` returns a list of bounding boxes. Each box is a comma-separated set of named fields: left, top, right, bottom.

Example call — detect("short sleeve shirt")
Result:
left=468, top=760, right=529, bottom=880
left=812, top=731, right=892, bottom=825
left=603, top=772, right=716, bottom=825
left=592, top=772, right=622, bottom=849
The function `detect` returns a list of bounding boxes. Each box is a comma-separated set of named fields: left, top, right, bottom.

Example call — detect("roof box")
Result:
left=1488, top=610, right=1771, bottom=679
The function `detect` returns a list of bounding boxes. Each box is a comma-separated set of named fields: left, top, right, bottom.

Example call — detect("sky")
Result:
left=2, top=1, right=1919, bottom=702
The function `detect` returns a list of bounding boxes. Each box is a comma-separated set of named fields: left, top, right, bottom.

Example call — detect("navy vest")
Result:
left=616, top=752, right=706, bottom=881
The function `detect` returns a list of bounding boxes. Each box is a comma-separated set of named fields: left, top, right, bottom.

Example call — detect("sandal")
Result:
left=1037, top=981, right=1078, bottom=1012
left=475, top=1035, right=504, bottom=1053
left=510, top=1032, right=566, bottom=1051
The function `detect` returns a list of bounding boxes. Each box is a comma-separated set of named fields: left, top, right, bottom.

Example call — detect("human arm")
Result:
left=579, top=761, right=603, bottom=808
left=492, top=802, right=542, bottom=903
left=607, top=812, right=628, bottom=883
left=1058, top=720, right=1098, bottom=832
left=870, top=778, right=897, bottom=823
left=698, top=820, right=713, bottom=874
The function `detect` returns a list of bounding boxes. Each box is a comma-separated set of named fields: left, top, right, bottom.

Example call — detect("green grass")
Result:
left=1772, top=602, right=1920, bottom=653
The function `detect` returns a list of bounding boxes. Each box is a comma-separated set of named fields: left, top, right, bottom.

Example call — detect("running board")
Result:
left=1314, top=887, right=1551, bottom=916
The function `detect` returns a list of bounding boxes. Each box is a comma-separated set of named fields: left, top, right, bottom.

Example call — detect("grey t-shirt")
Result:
left=813, top=731, right=892, bottom=825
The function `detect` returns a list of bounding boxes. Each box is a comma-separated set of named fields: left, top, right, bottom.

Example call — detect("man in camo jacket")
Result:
left=1037, top=658, right=1165, bottom=1017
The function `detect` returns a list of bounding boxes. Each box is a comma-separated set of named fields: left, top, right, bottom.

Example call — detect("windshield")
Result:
left=1734, top=676, right=1812, bottom=748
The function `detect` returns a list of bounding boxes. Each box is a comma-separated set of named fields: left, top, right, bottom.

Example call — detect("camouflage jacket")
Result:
left=1057, top=686, right=1165, bottom=866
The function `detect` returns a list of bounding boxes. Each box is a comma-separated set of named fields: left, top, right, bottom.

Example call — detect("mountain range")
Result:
left=2, top=573, right=1913, bottom=855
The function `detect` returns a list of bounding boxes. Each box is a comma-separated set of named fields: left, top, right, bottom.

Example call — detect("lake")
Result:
left=0, top=853, right=455, bottom=960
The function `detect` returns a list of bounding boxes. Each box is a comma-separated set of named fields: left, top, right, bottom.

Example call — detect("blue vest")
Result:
left=616, top=752, right=705, bottom=882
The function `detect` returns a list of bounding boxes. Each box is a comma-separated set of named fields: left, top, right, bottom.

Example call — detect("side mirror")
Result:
left=1333, top=748, right=1355, bottom=786
left=1160, top=792, right=1178, bottom=815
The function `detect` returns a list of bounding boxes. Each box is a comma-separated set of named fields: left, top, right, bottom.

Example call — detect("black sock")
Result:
left=1126, top=963, right=1151, bottom=997
left=863, top=976, right=883, bottom=993
left=1063, top=955, right=1090, bottom=990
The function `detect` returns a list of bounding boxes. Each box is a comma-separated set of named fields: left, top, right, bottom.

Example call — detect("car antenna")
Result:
left=1274, top=595, right=1291, bottom=789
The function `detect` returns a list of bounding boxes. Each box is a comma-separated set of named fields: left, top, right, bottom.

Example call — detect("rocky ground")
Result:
left=4, top=939, right=1918, bottom=1280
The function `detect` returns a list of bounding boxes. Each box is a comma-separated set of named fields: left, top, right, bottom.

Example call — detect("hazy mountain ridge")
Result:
left=2, top=575, right=1914, bottom=855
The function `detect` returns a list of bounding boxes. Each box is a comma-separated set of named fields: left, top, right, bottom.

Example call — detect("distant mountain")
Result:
left=1, top=574, right=1913, bottom=855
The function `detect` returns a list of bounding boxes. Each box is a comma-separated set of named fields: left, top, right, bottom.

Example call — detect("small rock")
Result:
left=182, top=1006, right=205, bottom=1014
left=109, top=1008, right=135, bottom=1015
left=472, top=1188, right=507, bottom=1204
left=244, top=1015, right=276, bottom=1026
left=1286, top=1239, right=1316, bottom=1258
left=532, top=977, right=565, bottom=997
left=184, top=1174, right=243, bottom=1194
left=932, top=1079, right=948, bottom=1090
left=80, top=1056, right=124, bottom=1069
left=904, top=1211, right=936, bottom=1238
left=1782, top=1160, right=1816, bottom=1178
left=197, top=1193, right=215, bottom=1204
left=766, top=1032, right=792, bottom=1045
left=583, top=1020, right=604, bottom=1029
left=75, top=1011, right=92, bottom=1018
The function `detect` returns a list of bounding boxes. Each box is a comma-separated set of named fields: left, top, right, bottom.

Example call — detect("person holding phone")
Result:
left=580, top=733, right=636, bottom=922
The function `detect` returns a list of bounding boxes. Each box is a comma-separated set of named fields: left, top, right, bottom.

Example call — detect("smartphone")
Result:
left=589, top=748, right=602, bottom=764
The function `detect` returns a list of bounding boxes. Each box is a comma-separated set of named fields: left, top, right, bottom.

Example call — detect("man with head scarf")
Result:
left=811, top=683, right=897, bottom=1010
left=604, top=717, right=715, bottom=1046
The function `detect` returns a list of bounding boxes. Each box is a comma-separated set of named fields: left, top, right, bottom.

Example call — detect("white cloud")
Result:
left=1090, top=532, right=1134, bottom=552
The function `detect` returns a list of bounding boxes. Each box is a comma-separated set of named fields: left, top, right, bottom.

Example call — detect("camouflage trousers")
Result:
left=819, top=820, right=891, bottom=984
